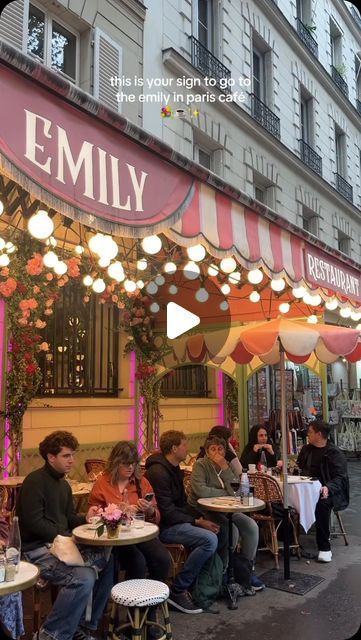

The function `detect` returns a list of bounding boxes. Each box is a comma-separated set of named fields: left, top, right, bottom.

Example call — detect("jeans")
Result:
left=23, top=545, right=114, bottom=640
left=315, top=496, right=334, bottom=551
left=159, top=523, right=218, bottom=592
left=115, top=538, right=171, bottom=582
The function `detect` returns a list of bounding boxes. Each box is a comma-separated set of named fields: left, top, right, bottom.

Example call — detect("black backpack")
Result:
left=191, top=553, right=223, bottom=610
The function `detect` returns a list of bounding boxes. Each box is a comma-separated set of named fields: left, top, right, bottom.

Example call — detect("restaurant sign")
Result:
left=304, top=247, right=361, bottom=304
left=0, top=64, right=193, bottom=234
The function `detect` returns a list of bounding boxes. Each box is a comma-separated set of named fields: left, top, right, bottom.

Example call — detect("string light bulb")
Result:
left=292, top=286, right=306, bottom=298
left=164, top=262, right=177, bottom=274
left=183, top=261, right=200, bottom=280
left=220, top=283, right=231, bottom=295
left=325, top=298, right=338, bottom=311
left=220, top=257, right=237, bottom=274
left=339, top=307, right=351, bottom=318
left=146, top=281, right=158, bottom=295
left=208, top=264, right=219, bottom=277
left=83, top=275, right=93, bottom=287
left=195, top=288, right=209, bottom=302
left=279, top=302, right=290, bottom=314
left=248, top=269, right=263, bottom=285
left=43, top=251, right=58, bottom=269
left=141, top=235, right=162, bottom=254
left=28, top=210, right=54, bottom=240
left=307, top=315, right=318, bottom=324
left=271, top=278, right=285, bottom=292
left=150, top=302, right=160, bottom=313
left=92, top=278, right=106, bottom=293
left=137, top=258, right=148, bottom=271
left=187, top=244, right=206, bottom=262
left=249, top=291, right=260, bottom=303
left=107, top=261, right=125, bottom=282
left=53, top=261, right=67, bottom=275
left=124, top=279, right=137, bottom=293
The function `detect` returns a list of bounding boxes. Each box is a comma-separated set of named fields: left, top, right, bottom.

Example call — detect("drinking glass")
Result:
left=133, top=513, right=145, bottom=529
left=230, top=480, right=240, bottom=499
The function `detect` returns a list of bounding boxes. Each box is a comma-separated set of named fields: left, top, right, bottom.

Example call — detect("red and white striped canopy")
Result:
left=171, top=318, right=361, bottom=366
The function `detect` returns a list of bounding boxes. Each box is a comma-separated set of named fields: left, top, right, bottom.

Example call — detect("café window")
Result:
left=27, top=2, right=79, bottom=82
left=161, top=366, right=209, bottom=397
left=37, top=283, right=119, bottom=396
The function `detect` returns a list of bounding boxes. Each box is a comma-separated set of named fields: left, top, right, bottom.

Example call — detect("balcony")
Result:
left=335, top=173, right=353, bottom=203
left=189, top=36, right=231, bottom=93
left=331, top=66, right=348, bottom=98
left=357, top=99, right=361, bottom=116
left=250, top=94, right=280, bottom=139
left=296, top=19, right=318, bottom=58
left=299, top=139, right=322, bottom=176
left=350, top=5, right=361, bottom=29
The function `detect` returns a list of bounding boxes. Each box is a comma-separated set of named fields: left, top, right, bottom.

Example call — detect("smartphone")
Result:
left=144, top=492, right=154, bottom=502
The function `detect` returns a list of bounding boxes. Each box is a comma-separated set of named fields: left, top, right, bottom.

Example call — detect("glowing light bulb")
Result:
left=249, top=291, right=260, bottom=303
left=146, top=281, right=158, bottom=295
left=350, top=311, right=361, bottom=322
left=137, top=258, right=148, bottom=271
left=169, top=285, right=178, bottom=295
left=271, top=278, right=285, bottom=292
left=28, top=210, right=54, bottom=240
left=141, top=235, right=162, bottom=254
left=83, top=275, right=93, bottom=287
left=136, top=280, right=145, bottom=289
left=339, top=307, right=351, bottom=318
left=307, top=315, right=318, bottom=324
left=292, top=286, right=306, bottom=298
left=208, top=264, right=219, bottom=277
left=107, top=261, right=125, bottom=281
left=75, top=245, right=84, bottom=255
left=164, top=262, right=177, bottom=274
left=155, top=275, right=165, bottom=286
left=54, top=261, right=67, bottom=275
left=150, top=302, right=160, bottom=313
left=43, top=251, right=58, bottom=268
left=0, top=254, right=10, bottom=267
left=187, top=244, right=206, bottom=262
left=220, top=257, right=237, bottom=274
left=248, top=269, right=263, bottom=285
left=325, top=298, right=338, bottom=311
left=220, top=283, right=231, bottom=295
left=0, top=201, right=4, bottom=216
left=228, top=271, right=241, bottom=284
left=89, top=233, right=104, bottom=255
left=0, top=239, right=5, bottom=251
left=124, top=279, right=137, bottom=293
left=184, top=261, right=200, bottom=280
left=92, top=278, right=106, bottom=293
left=279, top=302, right=290, bottom=314
left=98, top=257, right=110, bottom=268
left=220, top=301, right=229, bottom=311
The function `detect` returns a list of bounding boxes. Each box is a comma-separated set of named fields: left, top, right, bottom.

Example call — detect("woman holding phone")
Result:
left=88, top=441, right=170, bottom=587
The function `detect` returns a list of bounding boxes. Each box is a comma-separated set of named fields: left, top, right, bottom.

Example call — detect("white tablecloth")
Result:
left=285, top=479, right=322, bottom=532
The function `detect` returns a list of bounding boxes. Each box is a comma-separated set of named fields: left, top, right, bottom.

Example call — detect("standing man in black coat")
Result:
left=297, top=420, right=349, bottom=563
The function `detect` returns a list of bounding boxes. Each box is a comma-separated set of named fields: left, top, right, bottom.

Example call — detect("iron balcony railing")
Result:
left=250, top=93, right=280, bottom=139
left=296, top=19, right=318, bottom=58
left=161, top=365, right=209, bottom=398
left=331, top=66, right=348, bottom=98
left=350, top=5, right=361, bottom=29
left=299, top=139, right=322, bottom=176
left=357, top=99, right=361, bottom=116
left=335, top=173, right=353, bottom=203
left=189, top=36, right=231, bottom=93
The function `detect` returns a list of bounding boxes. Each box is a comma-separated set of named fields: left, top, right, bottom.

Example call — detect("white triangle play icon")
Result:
left=167, top=302, right=200, bottom=340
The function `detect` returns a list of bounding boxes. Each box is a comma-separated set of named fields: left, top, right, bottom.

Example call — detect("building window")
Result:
left=253, top=173, right=275, bottom=208
left=194, top=0, right=213, bottom=51
left=337, top=230, right=351, bottom=255
left=296, top=0, right=312, bottom=25
left=330, top=19, right=342, bottom=68
left=37, top=283, right=119, bottom=396
left=252, top=46, right=265, bottom=102
left=302, top=206, right=319, bottom=236
left=194, top=145, right=212, bottom=170
left=300, top=89, right=313, bottom=145
left=161, top=365, right=209, bottom=397
left=27, top=3, right=78, bottom=82
left=355, top=54, right=361, bottom=112
left=335, top=125, right=346, bottom=177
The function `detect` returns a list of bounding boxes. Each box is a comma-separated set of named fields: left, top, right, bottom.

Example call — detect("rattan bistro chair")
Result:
left=84, top=458, right=106, bottom=481
left=248, top=473, right=301, bottom=569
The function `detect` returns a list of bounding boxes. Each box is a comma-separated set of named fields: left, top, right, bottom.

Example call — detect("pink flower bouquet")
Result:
left=96, top=503, right=130, bottom=537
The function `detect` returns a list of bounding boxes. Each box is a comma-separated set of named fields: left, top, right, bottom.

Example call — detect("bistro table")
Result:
left=276, top=476, right=322, bottom=532
left=198, top=496, right=265, bottom=609
left=0, top=560, right=39, bottom=596
left=72, top=522, right=159, bottom=546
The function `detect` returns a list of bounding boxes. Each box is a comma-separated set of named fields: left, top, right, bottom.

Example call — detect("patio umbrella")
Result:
left=173, top=318, right=361, bottom=578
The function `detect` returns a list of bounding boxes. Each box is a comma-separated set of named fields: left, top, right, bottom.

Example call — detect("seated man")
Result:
left=297, top=420, right=349, bottom=562
left=17, top=430, right=114, bottom=640
left=145, top=430, right=226, bottom=614
left=189, top=435, right=264, bottom=591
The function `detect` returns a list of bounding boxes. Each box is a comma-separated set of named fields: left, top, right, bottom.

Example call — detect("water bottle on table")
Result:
left=6, top=515, right=21, bottom=573
left=240, top=472, right=250, bottom=505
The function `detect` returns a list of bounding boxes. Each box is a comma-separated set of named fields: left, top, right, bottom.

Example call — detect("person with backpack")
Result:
left=189, top=435, right=265, bottom=592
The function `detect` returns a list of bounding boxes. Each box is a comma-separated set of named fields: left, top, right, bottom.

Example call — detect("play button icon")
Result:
left=167, top=302, right=200, bottom=340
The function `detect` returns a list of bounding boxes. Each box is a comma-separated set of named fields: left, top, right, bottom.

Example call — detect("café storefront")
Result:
left=0, top=41, right=360, bottom=476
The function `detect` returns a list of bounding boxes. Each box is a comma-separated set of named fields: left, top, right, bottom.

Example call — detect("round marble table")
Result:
left=73, top=522, right=159, bottom=546
left=0, top=561, right=39, bottom=596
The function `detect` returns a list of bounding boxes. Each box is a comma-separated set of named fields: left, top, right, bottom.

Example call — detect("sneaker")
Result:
left=73, top=629, right=97, bottom=640
left=250, top=574, right=266, bottom=591
left=318, top=550, right=332, bottom=562
left=168, top=590, right=203, bottom=614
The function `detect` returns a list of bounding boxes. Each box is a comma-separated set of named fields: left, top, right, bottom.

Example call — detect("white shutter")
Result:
left=93, top=27, right=122, bottom=113
left=0, top=0, right=28, bottom=51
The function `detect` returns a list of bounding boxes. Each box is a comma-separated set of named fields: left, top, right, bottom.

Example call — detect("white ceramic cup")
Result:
left=248, top=464, right=256, bottom=473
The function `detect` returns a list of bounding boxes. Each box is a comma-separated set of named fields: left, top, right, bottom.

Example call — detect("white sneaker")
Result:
left=318, top=550, right=332, bottom=562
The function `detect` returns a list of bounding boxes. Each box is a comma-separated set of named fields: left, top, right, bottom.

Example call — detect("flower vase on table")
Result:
left=96, top=503, right=124, bottom=539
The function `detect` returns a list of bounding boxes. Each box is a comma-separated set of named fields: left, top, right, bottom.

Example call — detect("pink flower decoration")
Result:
left=26, top=253, right=43, bottom=276
left=46, top=273, right=53, bottom=281
left=44, top=308, right=53, bottom=316
left=277, top=460, right=283, bottom=468
left=39, top=342, right=49, bottom=351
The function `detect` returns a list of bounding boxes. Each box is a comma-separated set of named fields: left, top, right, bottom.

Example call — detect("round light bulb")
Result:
left=303, top=292, right=313, bottom=305
left=220, top=257, right=237, bottom=274
left=357, top=324, right=361, bottom=330
left=309, top=294, right=321, bottom=306
left=124, top=279, right=137, bottom=293
left=136, top=279, right=145, bottom=289
left=0, top=201, right=4, bottom=216
left=249, top=291, right=260, bottom=303
left=43, top=251, right=58, bottom=268
left=89, top=233, right=105, bottom=255
left=325, top=298, right=338, bottom=311
left=75, top=245, right=84, bottom=255
left=307, top=315, right=318, bottom=324
left=0, top=254, right=10, bottom=267
left=155, top=275, right=165, bottom=286
left=187, top=244, right=206, bottom=262
left=137, top=258, right=148, bottom=271
left=248, top=269, right=263, bottom=285
left=54, top=261, right=67, bottom=275
left=164, top=262, right=177, bottom=274
left=339, top=307, right=351, bottom=318
left=46, top=236, right=57, bottom=247
left=150, top=302, right=160, bottom=313
left=292, top=286, right=306, bottom=299
left=92, top=278, right=106, bottom=293
left=184, top=261, right=200, bottom=280
left=350, top=311, right=361, bottom=322
left=271, top=278, right=285, bottom=292
left=279, top=302, right=290, bottom=314
left=28, top=210, right=54, bottom=239
left=99, top=235, right=118, bottom=260
left=146, top=281, right=158, bottom=295
left=228, top=271, right=241, bottom=284
left=220, top=283, right=231, bottom=295
left=98, top=257, right=110, bottom=268
left=0, top=238, right=5, bottom=251
left=208, top=264, right=219, bottom=277
left=220, top=301, right=229, bottom=311
left=5, top=242, right=16, bottom=254
left=141, top=235, right=162, bottom=254
left=107, top=261, right=125, bottom=282
left=195, top=287, right=209, bottom=302
left=83, top=275, right=93, bottom=287
left=169, top=285, right=178, bottom=295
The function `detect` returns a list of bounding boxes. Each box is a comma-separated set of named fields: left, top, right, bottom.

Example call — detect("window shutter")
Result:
left=0, top=0, right=28, bottom=51
left=93, top=27, right=122, bottom=113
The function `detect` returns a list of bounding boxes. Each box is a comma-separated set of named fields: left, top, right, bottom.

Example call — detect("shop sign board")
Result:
left=0, top=64, right=193, bottom=232
left=304, top=247, right=361, bottom=303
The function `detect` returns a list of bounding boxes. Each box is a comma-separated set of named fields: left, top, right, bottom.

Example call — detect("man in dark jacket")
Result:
left=297, top=420, right=349, bottom=562
left=17, top=430, right=113, bottom=640
left=145, top=430, right=225, bottom=614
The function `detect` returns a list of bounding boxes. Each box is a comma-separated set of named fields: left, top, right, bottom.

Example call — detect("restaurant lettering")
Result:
left=305, top=250, right=360, bottom=301
left=24, top=110, right=148, bottom=212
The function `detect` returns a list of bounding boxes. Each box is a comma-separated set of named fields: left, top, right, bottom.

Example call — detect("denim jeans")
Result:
left=159, top=523, right=218, bottom=592
left=23, top=545, right=114, bottom=640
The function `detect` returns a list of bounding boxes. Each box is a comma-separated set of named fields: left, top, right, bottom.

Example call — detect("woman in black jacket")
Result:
left=240, top=424, right=278, bottom=469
